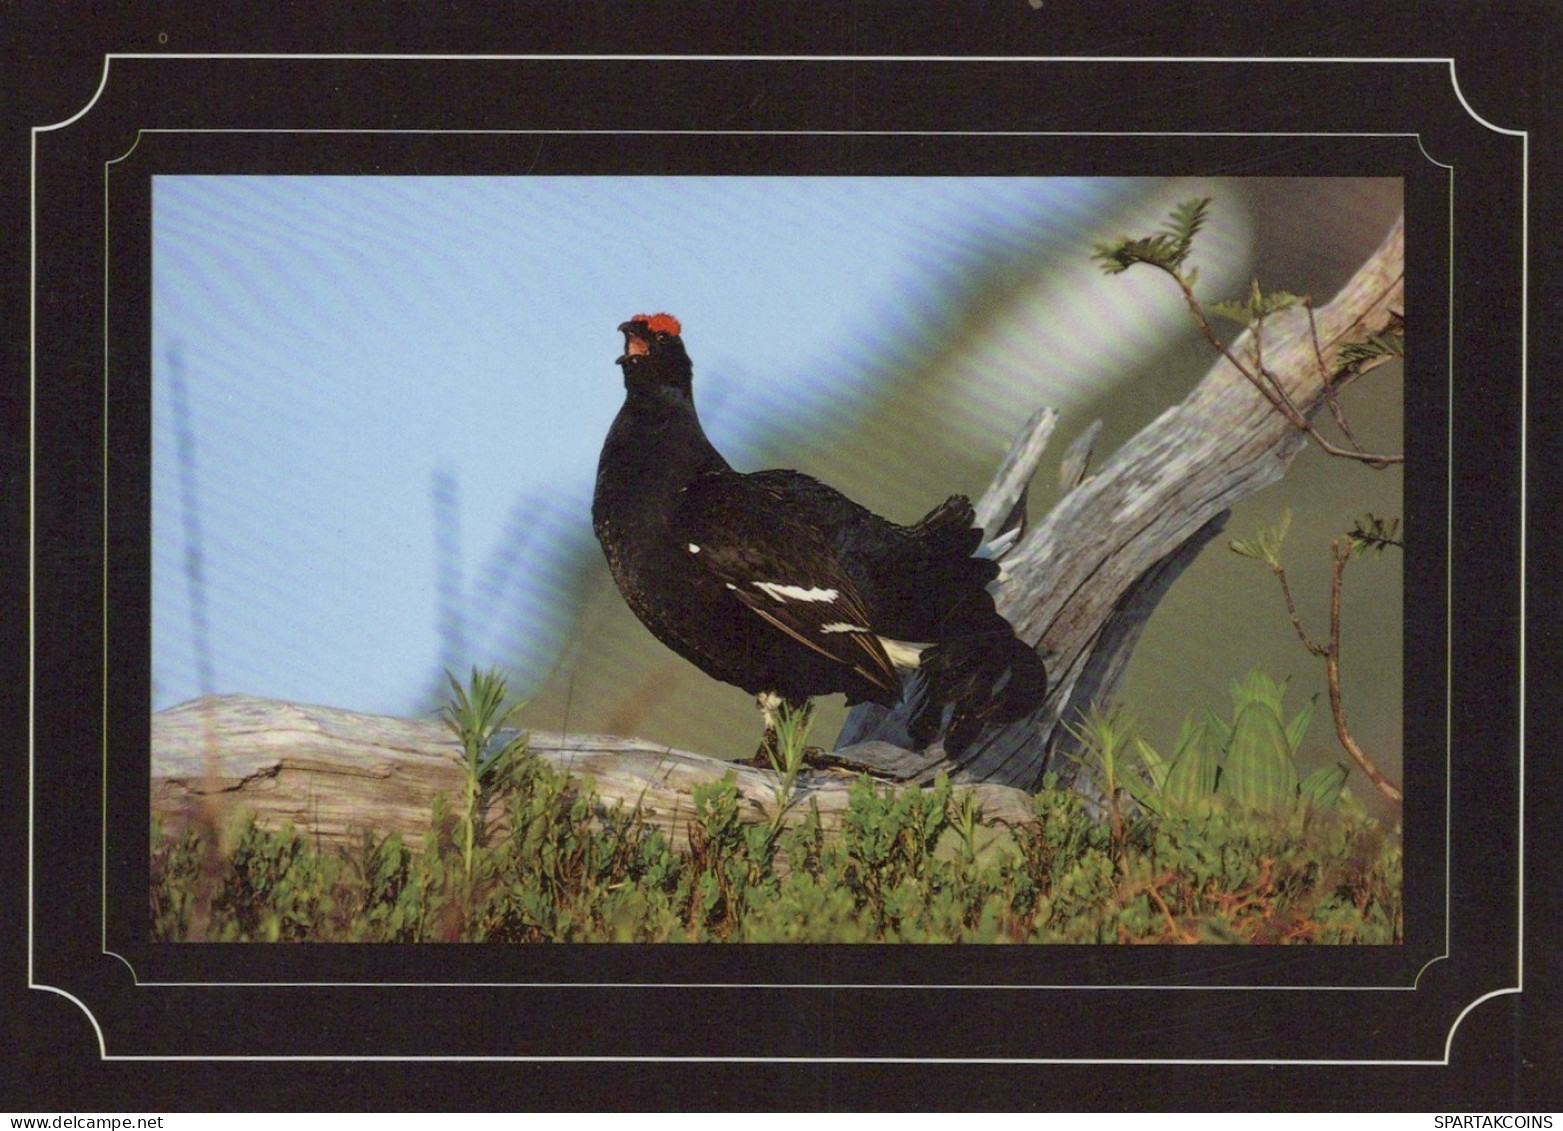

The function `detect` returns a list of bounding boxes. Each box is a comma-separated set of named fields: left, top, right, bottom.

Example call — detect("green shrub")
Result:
left=1107, top=671, right=1351, bottom=821
left=151, top=671, right=1400, bottom=945
left=151, top=771, right=1399, bottom=944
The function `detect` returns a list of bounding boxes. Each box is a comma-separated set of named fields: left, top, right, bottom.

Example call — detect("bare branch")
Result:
left=1324, top=542, right=1405, bottom=806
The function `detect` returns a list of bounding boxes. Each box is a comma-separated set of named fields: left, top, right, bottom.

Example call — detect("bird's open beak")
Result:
left=618, top=325, right=650, bottom=362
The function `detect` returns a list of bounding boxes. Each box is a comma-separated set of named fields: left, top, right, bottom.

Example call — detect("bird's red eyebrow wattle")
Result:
left=632, top=313, right=681, bottom=337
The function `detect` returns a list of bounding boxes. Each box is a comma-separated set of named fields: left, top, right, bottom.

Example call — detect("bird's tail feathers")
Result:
left=912, top=495, right=982, bottom=556
left=909, top=627, right=1047, bottom=754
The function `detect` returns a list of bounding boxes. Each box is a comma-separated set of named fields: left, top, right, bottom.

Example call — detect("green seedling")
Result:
left=440, top=665, right=529, bottom=882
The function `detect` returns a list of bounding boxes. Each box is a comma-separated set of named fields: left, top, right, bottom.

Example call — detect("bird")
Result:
left=591, top=312, right=1046, bottom=760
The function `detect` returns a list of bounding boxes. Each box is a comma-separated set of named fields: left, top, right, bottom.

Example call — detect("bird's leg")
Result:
left=753, top=691, right=785, bottom=768
left=752, top=692, right=816, bottom=770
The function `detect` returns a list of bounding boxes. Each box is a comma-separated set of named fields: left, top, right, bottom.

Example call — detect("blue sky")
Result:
left=150, top=175, right=1257, bottom=716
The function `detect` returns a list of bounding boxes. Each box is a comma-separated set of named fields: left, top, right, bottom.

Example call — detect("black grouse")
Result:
left=591, top=313, right=1047, bottom=755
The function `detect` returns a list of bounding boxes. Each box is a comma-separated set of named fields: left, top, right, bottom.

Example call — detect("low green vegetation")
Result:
left=151, top=669, right=1401, bottom=945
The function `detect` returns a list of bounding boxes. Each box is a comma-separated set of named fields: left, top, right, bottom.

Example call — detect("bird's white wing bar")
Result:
left=877, top=637, right=928, bottom=669
left=754, top=581, right=840, bottom=603
left=819, top=623, right=925, bottom=669
left=728, top=589, right=900, bottom=691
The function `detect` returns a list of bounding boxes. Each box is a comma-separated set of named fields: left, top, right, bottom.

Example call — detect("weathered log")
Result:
left=151, top=694, right=1038, bottom=853
left=839, top=214, right=1404, bottom=792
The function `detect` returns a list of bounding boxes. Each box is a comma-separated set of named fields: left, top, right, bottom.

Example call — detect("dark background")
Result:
left=3, top=0, right=1556, bottom=1112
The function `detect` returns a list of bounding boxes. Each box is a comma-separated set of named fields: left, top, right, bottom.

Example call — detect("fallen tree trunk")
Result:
left=151, top=694, right=1038, bottom=853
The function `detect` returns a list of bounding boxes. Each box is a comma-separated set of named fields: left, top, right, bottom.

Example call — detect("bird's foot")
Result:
left=797, top=744, right=836, bottom=770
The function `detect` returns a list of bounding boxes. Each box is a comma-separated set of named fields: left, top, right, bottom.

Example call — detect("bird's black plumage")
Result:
left=591, top=313, right=1046, bottom=753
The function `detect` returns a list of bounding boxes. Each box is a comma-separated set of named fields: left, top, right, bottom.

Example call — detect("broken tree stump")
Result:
left=839, top=213, right=1404, bottom=792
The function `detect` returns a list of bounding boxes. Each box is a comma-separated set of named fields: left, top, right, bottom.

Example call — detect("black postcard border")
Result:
left=22, top=52, right=1526, bottom=1077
